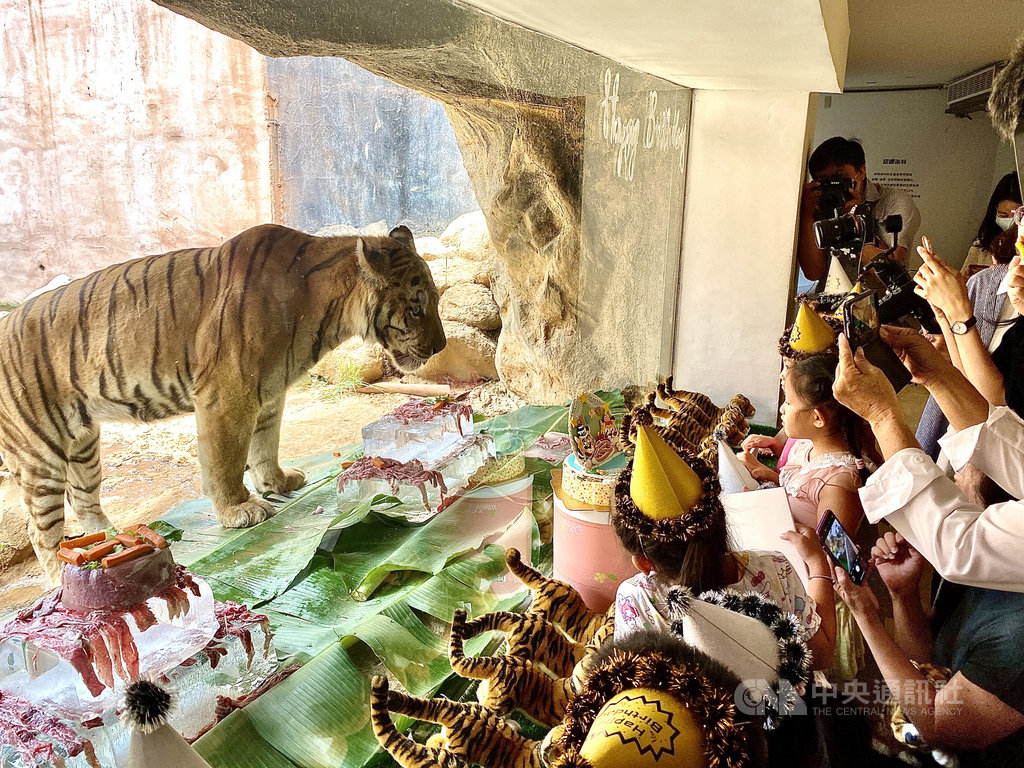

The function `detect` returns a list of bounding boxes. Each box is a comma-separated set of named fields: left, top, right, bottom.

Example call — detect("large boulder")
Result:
left=314, top=220, right=388, bottom=238
left=441, top=210, right=492, bottom=262
left=415, top=319, right=498, bottom=382
left=439, top=282, right=501, bottom=330
left=311, top=337, right=385, bottom=385
left=428, top=254, right=491, bottom=294
left=0, top=482, right=32, bottom=568
left=414, top=235, right=447, bottom=261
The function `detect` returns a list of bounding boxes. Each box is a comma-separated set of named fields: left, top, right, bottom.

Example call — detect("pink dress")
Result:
left=778, top=440, right=863, bottom=529
left=778, top=439, right=867, bottom=682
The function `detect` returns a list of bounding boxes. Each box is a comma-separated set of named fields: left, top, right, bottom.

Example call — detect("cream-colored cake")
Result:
left=561, top=452, right=626, bottom=508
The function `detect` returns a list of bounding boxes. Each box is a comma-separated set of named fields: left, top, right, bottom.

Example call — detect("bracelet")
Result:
left=809, top=574, right=836, bottom=583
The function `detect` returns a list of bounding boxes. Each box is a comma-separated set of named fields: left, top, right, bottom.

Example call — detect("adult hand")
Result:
left=914, top=237, right=972, bottom=322
left=833, top=334, right=900, bottom=425
left=801, top=180, right=823, bottom=221
left=780, top=525, right=829, bottom=573
left=879, top=325, right=951, bottom=387
left=834, top=566, right=880, bottom=619
left=870, top=531, right=926, bottom=597
left=741, top=434, right=783, bottom=458
left=1008, top=254, right=1024, bottom=316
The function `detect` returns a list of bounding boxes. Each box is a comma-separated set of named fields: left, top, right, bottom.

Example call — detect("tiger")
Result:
left=503, top=548, right=610, bottom=644
left=618, top=376, right=755, bottom=463
left=0, top=223, right=445, bottom=582
left=448, top=607, right=574, bottom=728
left=370, top=675, right=543, bottom=768
left=452, top=608, right=582, bottom=678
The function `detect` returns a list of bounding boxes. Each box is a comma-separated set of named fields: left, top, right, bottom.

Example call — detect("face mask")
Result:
left=996, top=216, right=1015, bottom=231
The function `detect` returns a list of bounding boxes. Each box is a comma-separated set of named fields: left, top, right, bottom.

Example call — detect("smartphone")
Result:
left=842, top=291, right=912, bottom=392
left=816, top=510, right=869, bottom=585
left=842, top=290, right=880, bottom=349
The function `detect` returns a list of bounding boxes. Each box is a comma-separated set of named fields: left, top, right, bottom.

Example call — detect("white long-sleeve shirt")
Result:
left=859, top=407, right=1024, bottom=591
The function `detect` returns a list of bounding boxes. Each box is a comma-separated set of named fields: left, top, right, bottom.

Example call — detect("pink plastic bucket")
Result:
left=553, top=495, right=638, bottom=612
left=460, top=474, right=535, bottom=595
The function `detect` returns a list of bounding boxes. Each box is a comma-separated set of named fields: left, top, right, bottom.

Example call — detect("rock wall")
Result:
left=0, top=0, right=272, bottom=303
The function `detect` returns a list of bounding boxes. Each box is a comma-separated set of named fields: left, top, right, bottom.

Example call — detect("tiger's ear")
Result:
left=356, top=238, right=389, bottom=287
left=388, top=225, right=417, bottom=254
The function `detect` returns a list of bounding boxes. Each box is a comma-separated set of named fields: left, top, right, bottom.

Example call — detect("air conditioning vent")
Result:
left=946, top=62, right=1004, bottom=116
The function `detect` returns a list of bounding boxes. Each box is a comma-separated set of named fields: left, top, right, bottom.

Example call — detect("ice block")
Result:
left=0, top=570, right=218, bottom=720
left=338, top=433, right=495, bottom=522
left=0, top=601, right=277, bottom=768
left=361, top=398, right=474, bottom=463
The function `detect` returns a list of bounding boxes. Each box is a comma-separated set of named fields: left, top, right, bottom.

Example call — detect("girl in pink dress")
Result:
left=744, top=352, right=873, bottom=681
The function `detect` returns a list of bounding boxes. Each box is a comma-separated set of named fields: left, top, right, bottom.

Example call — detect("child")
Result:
left=743, top=351, right=872, bottom=682
left=612, top=425, right=838, bottom=672
left=741, top=302, right=842, bottom=483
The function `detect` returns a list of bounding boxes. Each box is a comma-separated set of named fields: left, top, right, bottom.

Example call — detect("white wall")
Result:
left=672, top=90, right=816, bottom=424
left=813, top=89, right=1009, bottom=269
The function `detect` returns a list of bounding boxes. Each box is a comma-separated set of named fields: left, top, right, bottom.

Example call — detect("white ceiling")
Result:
left=456, top=0, right=849, bottom=92
left=845, top=1, right=1024, bottom=89
left=457, top=0, right=1024, bottom=94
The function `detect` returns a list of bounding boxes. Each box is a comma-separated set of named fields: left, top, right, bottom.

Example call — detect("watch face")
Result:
left=952, top=321, right=966, bottom=334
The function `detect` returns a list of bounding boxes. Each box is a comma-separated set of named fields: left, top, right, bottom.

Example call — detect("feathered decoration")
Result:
left=990, top=33, right=1024, bottom=140
left=120, top=679, right=174, bottom=735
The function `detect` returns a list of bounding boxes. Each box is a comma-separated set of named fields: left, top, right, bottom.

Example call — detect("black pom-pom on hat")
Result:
left=121, top=679, right=175, bottom=734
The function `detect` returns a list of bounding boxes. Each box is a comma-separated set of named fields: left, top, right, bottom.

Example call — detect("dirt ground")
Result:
left=0, top=385, right=407, bottom=611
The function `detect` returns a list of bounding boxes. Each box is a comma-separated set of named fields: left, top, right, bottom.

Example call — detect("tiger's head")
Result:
left=360, top=226, right=446, bottom=371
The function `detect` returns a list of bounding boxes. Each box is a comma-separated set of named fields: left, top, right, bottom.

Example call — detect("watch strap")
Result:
left=952, top=316, right=977, bottom=334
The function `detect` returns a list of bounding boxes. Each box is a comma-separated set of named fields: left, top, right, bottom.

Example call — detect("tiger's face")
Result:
left=363, top=226, right=446, bottom=371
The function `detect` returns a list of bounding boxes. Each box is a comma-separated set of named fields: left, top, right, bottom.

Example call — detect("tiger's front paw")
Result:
left=252, top=466, right=306, bottom=495
left=215, top=493, right=276, bottom=528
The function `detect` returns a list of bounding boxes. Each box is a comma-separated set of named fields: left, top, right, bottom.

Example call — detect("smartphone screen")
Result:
left=843, top=291, right=879, bottom=349
left=816, top=511, right=868, bottom=585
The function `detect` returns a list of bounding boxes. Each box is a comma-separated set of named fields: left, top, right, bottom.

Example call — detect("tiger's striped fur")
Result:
left=503, top=548, right=609, bottom=644
left=370, top=675, right=542, bottom=768
left=449, top=608, right=573, bottom=728
left=453, top=609, right=582, bottom=677
left=618, top=376, right=755, bottom=463
left=0, top=224, right=445, bottom=582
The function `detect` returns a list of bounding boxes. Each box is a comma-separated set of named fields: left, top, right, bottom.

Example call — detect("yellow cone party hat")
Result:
left=788, top=304, right=837, bottom=354
left=630, top=426, right=703, bottom=520
left=578, top=688, right=705, bottom=768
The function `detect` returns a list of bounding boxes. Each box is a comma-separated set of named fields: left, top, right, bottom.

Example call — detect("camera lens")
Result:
left=813, top=215, right=862, bottom=249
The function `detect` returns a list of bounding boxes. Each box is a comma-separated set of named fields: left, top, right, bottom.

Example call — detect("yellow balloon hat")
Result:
left=630, top=426, right=703, bottom=520
left=578, top=688, right=704, bottom=768
left=788, top=304, right=837, bottom=354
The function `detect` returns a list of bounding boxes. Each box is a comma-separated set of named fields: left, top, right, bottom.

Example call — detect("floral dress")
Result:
left=613, top=550, right=820, bottom=645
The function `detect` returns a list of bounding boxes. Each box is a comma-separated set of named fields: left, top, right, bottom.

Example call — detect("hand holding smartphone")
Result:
left=816, top=510, right=869, bottom=585
left=842, top=290, right=912, bottom=393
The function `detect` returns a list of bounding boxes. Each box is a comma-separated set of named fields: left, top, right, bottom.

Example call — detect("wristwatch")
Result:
left=950, top=316, right=977, bottom=335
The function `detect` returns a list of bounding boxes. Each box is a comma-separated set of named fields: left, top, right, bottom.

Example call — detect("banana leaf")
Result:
left=196, top=642, right=378, bottom=768
left=187, top=478, right=366, bottom=604
left=477, top=404, right=566, bottom=456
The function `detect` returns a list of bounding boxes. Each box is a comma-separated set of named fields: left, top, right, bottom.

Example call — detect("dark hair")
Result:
left=990, top=225, right=1019, bottom=265
left=976, top=172, right=1022, bottom=252
left=808, top=137, right=866, bottom=179
left=787, top=353, right=870, bottom=482
left=612, top=495, right=730, bottom=594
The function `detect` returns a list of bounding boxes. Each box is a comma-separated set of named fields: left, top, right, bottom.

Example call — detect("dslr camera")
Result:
left=859, top=255, right=941, bottom=335
left=810, top=191, right=942, bottom=335
left=814, top=172, right=856, bottom=220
